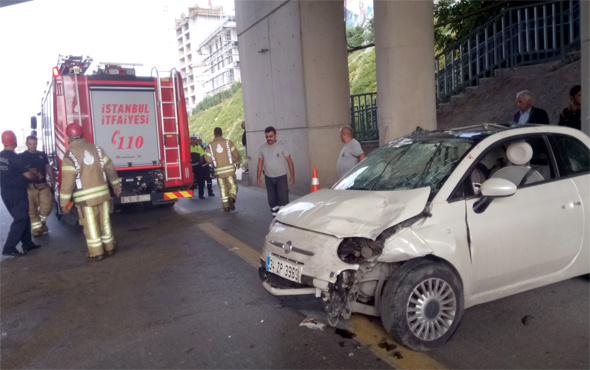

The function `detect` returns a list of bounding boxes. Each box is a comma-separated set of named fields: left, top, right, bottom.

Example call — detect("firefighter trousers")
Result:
left=27, top=183, right=53, bottom=234
left=218, top=174, right=238, bottom=209
left=76, top=201, right=115, bottom=257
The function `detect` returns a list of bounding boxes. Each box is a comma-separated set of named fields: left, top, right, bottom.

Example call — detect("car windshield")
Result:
left=333, top=136, right=475, bottom=197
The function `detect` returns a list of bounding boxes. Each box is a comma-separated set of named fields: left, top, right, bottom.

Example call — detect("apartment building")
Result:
left=175, top=6, right=224, bottom=112
left=195, top=16, right=241, bottom=99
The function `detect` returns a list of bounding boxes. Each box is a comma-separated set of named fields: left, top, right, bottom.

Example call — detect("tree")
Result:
left=434, top=0, right=511, bottom=52
left=346, top=17, right=375, bottom=51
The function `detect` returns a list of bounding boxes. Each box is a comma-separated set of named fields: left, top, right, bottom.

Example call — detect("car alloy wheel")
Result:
left=380, top=259, right=464, bottom=351
left=406, top=277, right=457, bottom=341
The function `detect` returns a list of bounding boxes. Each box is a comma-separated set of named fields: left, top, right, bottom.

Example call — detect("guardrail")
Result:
left=350, top=92, right=378, bottom=141
left=435, top=0, right=581, bottom=103
left=351, top=0, right=581, bottom=140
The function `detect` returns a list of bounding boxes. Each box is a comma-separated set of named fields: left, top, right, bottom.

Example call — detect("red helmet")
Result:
left=1, top=130, right=17, bottom=146
left=66, top=123, right=83, bottom=137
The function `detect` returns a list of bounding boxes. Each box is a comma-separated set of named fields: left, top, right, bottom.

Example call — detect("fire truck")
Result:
left=37, top=55, right=194, bottom=224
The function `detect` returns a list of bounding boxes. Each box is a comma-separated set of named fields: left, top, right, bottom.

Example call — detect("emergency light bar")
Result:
left=98, top=62, right=142, bottom=76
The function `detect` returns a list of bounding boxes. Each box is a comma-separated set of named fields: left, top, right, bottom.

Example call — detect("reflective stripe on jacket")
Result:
left=204, top=137, right=241, bottom=179
left=59, top=138, right=121, bottom=208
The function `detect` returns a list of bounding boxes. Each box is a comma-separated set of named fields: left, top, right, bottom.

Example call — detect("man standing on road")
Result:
left=337, top=125, right=366, bottom=178
left=1, top=130, right=41, bottom=257
left=59, top=123, right=122, bottom=261
left=204, top=127, right=240, bottom=212
left=21, top=135, right=55, bottom=236
left=257, top=126, right=295, bottom=217
left=190, top=134, right=205, bottom=199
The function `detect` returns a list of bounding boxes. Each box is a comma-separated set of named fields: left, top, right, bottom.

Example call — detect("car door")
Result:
left=465, top=136, right=584, bottom=295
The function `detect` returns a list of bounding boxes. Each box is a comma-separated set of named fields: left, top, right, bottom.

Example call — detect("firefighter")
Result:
left=21, top=135, right=56, bottom=236
left=59, top=123, right=122, bottom=261
left=204, top=127, right=241, bottom=212
left=190, top=134, right=206, bottom=199
left=1, top=130, right=41, bottom=257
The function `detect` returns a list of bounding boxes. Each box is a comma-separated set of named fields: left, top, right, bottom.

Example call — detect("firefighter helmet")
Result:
left=1, top=130, right=17, bottom=146
left=66, top=123, right=83, bottom=137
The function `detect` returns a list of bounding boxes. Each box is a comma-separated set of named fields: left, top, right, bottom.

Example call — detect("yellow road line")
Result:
left=196, top=222, right=260, bottom=268
left=176, top=204, right=446, bottom=369
left=349, top=315, right=446, bottom=369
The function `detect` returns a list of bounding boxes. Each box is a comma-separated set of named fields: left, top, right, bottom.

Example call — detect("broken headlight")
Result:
left=337, top=237, right=383, bottom=264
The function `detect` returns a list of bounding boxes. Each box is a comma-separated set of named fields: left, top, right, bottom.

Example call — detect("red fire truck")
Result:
left=37, top=55, right=193, bottom=223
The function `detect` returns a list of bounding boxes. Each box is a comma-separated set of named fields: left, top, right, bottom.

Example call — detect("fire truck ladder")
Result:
left=153, top=68, right=182, bottom=181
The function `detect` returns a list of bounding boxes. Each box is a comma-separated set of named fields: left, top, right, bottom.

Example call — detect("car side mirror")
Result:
left=480, top=178, right=517, bottom=197
left=473, top=178, right=517, bottom=214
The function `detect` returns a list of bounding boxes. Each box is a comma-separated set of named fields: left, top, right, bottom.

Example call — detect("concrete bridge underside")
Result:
left=237, top=0, right=590, bottom=194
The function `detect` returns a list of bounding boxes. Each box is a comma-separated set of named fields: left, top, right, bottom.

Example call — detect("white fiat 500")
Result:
left=259, top=124, right=589, bottom=351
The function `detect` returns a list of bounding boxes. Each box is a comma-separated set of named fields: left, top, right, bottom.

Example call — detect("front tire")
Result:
left=380, top=260, right=464, bottom=351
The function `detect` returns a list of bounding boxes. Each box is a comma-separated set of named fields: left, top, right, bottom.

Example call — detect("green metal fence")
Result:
left=350, top=92, right=378, bottom=142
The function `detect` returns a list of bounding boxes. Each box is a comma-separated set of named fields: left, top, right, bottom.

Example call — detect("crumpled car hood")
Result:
left=276, top=187, right=430, bottom=240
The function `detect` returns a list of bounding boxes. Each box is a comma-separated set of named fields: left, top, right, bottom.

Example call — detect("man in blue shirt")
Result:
left=0, top=131, right=41, bottom=257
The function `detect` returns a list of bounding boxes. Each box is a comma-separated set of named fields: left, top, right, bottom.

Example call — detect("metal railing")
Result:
left=350, top=93, right=378, bottom=141
left=435, top=0, right=581, bottom=103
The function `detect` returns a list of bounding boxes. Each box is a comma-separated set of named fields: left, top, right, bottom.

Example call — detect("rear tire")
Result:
left=380, top=260, right=464, bottom=351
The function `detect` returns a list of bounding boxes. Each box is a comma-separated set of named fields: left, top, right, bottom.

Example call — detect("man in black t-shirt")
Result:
left=558, top=85, right=581, bottom=130
left=21, top=136, right=55, bottom=236
left=0, top=131, right=40, bottom=257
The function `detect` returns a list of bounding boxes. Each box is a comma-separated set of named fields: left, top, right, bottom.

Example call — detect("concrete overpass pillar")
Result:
left=374, top=0, right=436, bottom=145
left=236, top=0, right=350, bottom=192
left=581, top=0, right=589, bottom=136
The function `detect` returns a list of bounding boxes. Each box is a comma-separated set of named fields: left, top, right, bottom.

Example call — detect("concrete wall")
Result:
left=237, top=1, right=349, bottom=194
left=436, top=59, right=582, bottom=129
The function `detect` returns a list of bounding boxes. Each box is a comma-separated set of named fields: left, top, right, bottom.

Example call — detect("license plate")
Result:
left=266, top=255, right=301, bottom=283
left=121, top=194, right=151, bottom=204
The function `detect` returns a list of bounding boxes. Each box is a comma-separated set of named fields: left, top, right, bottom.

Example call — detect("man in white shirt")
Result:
left=337, top=125, right=366, bottom=178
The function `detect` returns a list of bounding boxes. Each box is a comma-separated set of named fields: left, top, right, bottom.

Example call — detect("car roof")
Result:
left=402, top=123, right=587, bottom=142
left=391, top=123, right=511, bottom=144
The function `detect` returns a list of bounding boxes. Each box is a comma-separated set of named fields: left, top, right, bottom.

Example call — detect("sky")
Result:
left=0, top=0, right=234, bottom=144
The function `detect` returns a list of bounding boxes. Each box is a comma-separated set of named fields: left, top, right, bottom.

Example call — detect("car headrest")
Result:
left=506, top=141, right=533, bottom=165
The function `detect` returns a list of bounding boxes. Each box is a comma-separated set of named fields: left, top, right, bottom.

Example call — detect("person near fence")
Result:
left=513, top=90, right=549, bottom=125
left=558, top=85, right=581, bottom=130
left=257, top=126, right=295, bottom=217
left=337, top=125, right=366, bottom=178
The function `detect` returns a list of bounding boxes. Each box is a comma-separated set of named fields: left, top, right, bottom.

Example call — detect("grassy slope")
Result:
left=187, top=47, right=377, bottom=165
left=188, top=87, right=246, bottom=163
left=348, top=47, right=376, bottom=95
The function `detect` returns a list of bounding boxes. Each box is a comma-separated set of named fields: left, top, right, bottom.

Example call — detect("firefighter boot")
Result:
left=42, top=222, right=48, bottom=233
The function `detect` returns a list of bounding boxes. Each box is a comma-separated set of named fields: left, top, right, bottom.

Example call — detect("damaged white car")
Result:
left=259, top=124, right=590, bottom=351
